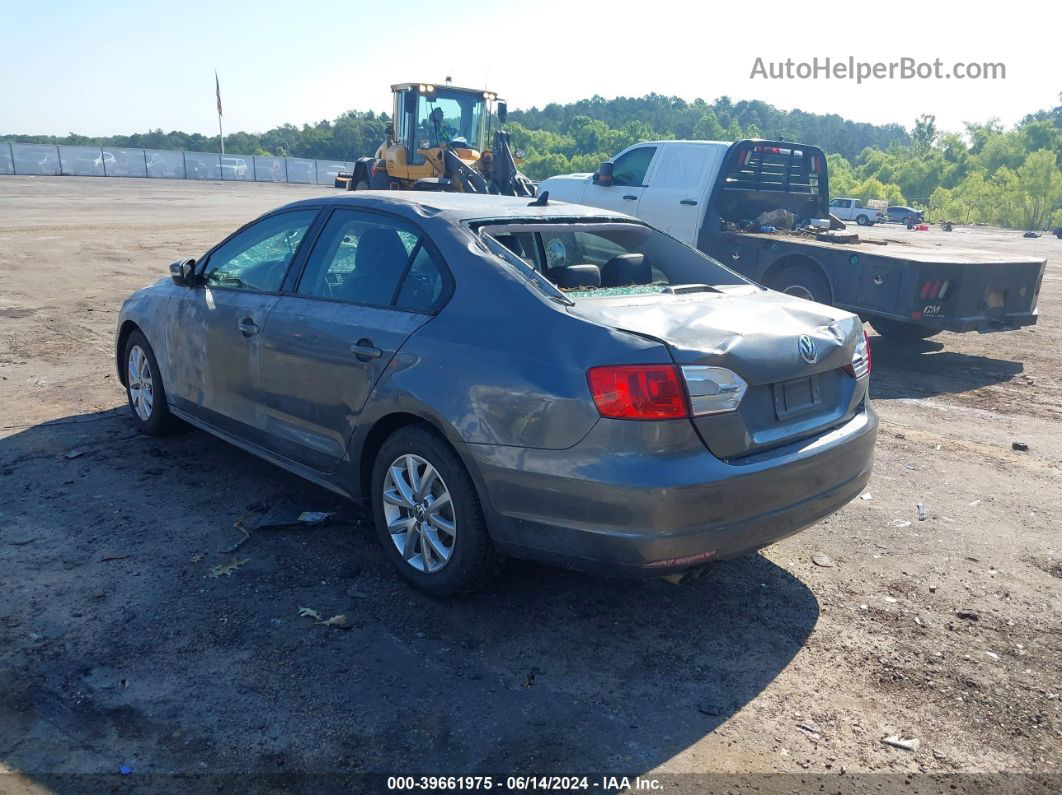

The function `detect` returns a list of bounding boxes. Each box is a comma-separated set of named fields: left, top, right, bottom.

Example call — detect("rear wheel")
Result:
left=856, top=214, right=870, bottom=226
left=871, top=317, right=941, bottom=340
left=123, top=330, right=181, bottom=435
left=354, top=179, right=369, bottom=191
left=769, top=265, right=831, bottom=304
left=371, top=425, right=502, bottom=596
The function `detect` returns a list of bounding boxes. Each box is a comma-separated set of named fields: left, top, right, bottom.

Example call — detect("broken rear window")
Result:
left=476, top=221, right=748, bottom=301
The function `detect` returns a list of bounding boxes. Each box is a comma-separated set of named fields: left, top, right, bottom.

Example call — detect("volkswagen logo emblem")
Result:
left=798, top=335, right=817, bottom=364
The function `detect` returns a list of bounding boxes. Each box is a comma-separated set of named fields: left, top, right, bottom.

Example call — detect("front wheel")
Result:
left=871, top=317, right=941, bottom=341
left=123, top=330, right=182, bottom=435
left=371, top=426, right=503, bottom=596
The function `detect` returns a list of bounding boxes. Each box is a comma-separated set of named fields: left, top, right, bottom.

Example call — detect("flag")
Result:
left=215, top=71, right=223, bottom=117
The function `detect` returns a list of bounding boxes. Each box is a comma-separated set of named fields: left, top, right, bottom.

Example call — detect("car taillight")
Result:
left=919, top=279, right=950, bottom=300
left=587, top=365, right=688, bottom=420
left=844, top=330, right=872, bottom=378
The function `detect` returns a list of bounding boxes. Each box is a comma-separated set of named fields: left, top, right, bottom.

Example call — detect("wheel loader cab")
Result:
left=388, top=83, right=495, bottom=181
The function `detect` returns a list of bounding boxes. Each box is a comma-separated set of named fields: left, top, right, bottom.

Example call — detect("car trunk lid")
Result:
left=567, top=286, right=868, bottom=459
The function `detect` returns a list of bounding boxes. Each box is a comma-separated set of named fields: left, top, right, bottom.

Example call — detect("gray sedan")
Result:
left=116, top=192, right=877, bottom=595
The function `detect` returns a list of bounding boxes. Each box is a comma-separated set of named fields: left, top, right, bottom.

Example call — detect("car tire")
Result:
left=355, top=179, right=369, bottom=191
left=769, top=265, right=831, bottom=304
left=871, top=317, right=941, bottom=341
left=371, top=425, right=503, bottom=597
left=855, top=214, right=870, bottom=226
left=123, top=330, right=182, bottom=436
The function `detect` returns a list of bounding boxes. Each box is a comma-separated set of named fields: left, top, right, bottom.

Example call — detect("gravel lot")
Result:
left=1, top=177, right=1059, bottom=790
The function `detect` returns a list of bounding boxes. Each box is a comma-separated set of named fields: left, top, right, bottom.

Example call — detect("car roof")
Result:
left=276, top=191, right=638, bottom=224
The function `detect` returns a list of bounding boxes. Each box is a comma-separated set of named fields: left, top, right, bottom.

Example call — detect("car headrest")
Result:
left=600, top=253, right=651, bottom=287
left=547, top=264, right=601, bottom=289
left=342, top=227, right=409, bottom=304
left=355, top=228, right=408, bottom=275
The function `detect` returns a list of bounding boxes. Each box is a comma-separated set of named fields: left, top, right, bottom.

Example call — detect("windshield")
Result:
left=416, top=88, right=485, bottom=150
left=478, top=222, right=750, bottom=301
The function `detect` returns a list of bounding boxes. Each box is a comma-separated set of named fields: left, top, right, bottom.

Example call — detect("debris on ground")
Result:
left=891, top=519, right=912, bottom=528
left=1023, top=231, right=1041, bottom=239
left=1012, top=441, right=1029, bottom=451
left=297, top=607, right=350, bottom=629
left=957, top=610, right=980, bottom=621
left=860, top=493, right=873, bottom=501
left=63, top=448, right=85, bottom=459
left=917, top=503, right=928, bottom=521
left=223, top=500, right=340, bottom=553
left=797, top=719, right=822, bottom=736
left=812, top=553, right=835, bottom=568
left=209, top=558, right=249, bottom=578
left=882, top=735, right=921, bottom=752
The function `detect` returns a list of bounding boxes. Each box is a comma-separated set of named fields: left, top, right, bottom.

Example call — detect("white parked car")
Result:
left=828, top=198, right=884, bottom=226
left=220, top=157, right=249, bottom=179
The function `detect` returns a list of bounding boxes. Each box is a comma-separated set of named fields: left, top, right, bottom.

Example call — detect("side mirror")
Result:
left=403, top=91, right=417, bottom=114
left=169, top=258, right=197, bottom=286
left=593, top=161, right=614, bottom=186
left=497, top=102, right=508, bottom=124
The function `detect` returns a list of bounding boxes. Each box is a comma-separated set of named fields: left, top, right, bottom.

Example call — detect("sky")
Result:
left=0, top=0, right=1057, bottom=140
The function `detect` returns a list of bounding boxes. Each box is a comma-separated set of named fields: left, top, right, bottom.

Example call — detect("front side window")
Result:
left=297, top=209, right=446, bottom=312
left=611, top=146, right=656, bottom=187
left=204, top=210, right=317, bottom=292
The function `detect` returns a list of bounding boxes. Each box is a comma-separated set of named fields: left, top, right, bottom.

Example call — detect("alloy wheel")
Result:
left=127, top=345, right=154, bottom=421
left=382, top=454, right=457, bottom=573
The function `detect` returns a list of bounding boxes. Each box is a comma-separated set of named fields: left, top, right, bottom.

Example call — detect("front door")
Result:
left=259, top=208, right=446, bottom=470
left=165, top=209, right=319, bottom=441
left=581, top=144, right=658, bottom=216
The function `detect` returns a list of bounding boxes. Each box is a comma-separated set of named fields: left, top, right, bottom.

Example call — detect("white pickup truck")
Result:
left=537, top=139, right=1045, bottom=339
left=828, top=197, right=884, bottom=226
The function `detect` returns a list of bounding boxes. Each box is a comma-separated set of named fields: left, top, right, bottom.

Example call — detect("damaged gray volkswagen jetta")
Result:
left=115, top=192, right=877, bottom=596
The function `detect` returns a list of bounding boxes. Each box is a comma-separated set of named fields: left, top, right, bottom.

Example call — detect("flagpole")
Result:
left=215, top=70, right=225, bottom=155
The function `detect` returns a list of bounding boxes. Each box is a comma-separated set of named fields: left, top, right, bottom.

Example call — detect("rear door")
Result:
left=166, top=209, right=319, bottom=440
left=580, top=144, right=658, bottom=216
left=258, top=208, right=448, bottom=471
left=638, top=144, right=717, bottom=244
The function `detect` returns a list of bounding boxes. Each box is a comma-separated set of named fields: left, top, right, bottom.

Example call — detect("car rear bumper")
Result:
left=463, top=402, right=878, bottom=576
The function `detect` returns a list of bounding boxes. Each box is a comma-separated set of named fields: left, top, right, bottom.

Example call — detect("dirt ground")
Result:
left=0, top=177, right=1059, bottom=791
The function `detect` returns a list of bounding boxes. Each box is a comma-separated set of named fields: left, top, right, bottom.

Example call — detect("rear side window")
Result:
left=296, top=209, right=446, bottom=311
left=204, top=210, right=317, bottom=293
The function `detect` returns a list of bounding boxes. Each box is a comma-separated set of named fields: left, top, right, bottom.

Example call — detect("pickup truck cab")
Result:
left=829, top=198, right=883, bottom=226
left=539, top=140, right=1046, bottom=339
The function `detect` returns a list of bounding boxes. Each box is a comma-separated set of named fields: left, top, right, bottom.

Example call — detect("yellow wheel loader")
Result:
left=335, top=82, right=535, bottom=196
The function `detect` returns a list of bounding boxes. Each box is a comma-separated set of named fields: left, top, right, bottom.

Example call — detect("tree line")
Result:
left=4, top=93, right=1060, bottom=228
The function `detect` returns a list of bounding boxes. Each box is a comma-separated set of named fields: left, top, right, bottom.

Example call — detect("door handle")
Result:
left=623, top=194, right=638, bottom=201
left=680, top=199, right=698, bottom=206
left=238, top=317, right=260, bottom=336
left=350, top=339, right=382, bottom=361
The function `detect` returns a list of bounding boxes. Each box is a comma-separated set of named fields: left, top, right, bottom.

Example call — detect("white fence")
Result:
left=0, top=142, right=353, bottom=186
